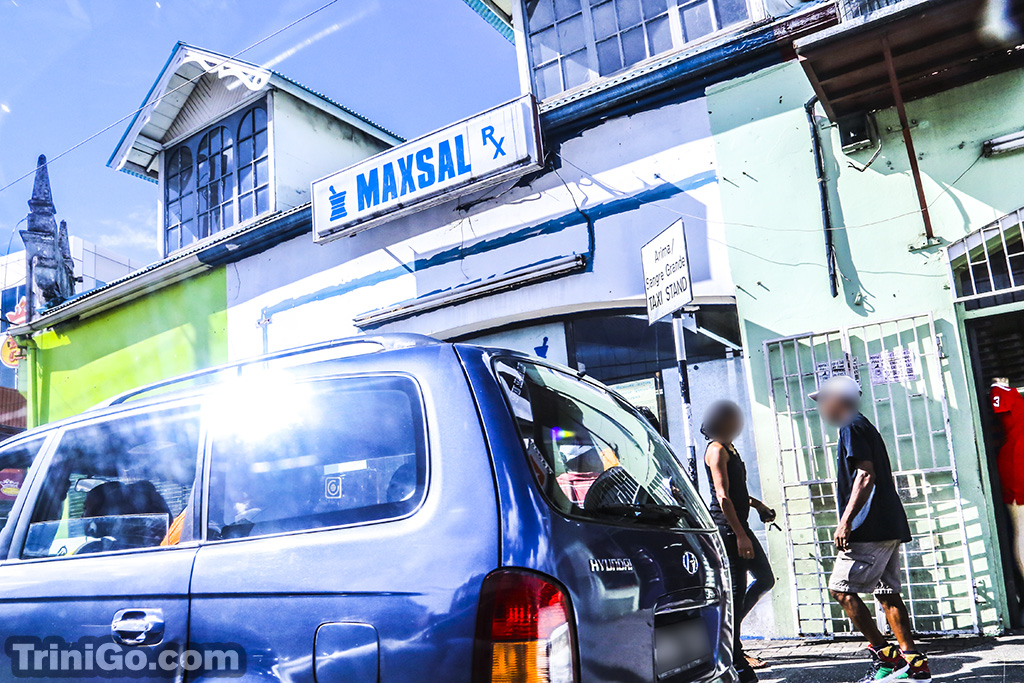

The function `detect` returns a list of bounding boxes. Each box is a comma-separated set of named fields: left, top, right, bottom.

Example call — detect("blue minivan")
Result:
left=0, top=334, right=735, bottom=683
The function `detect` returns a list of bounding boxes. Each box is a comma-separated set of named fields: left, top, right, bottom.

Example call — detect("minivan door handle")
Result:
left=111, top=608, right=165, bottom=647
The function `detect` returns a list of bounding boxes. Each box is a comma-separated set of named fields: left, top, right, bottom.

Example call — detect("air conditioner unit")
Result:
left=838, top=112, right=875, bottom=154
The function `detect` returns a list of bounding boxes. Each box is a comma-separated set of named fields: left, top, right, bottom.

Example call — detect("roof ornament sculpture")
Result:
left=20, top=155, right=76, bottom=319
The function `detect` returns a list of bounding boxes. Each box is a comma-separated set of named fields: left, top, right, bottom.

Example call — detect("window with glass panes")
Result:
left=162, top=100, right=272, bottom=255
left=525, top=0, right=752, bottom=100
left=237, top=107, right=270, bottom=222
left=197, top=126, right=235, bottom=241
left=164, top=147, right=196, bottom=254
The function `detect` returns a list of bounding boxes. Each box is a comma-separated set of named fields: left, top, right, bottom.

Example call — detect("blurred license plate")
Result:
left=655, top=619, right=713, bottom=680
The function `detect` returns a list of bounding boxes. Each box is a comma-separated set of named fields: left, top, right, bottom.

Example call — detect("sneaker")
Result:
left=898, top=652, right=931, bottom=682
left=856, top=644, right=909, bottom=683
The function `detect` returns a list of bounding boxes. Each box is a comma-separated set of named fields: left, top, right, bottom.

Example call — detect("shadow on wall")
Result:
left=234, top=96, right=722, bottom=344
left=711, top=64, right=1024, bottom=319
left=816, top=117, right=870, bottom=316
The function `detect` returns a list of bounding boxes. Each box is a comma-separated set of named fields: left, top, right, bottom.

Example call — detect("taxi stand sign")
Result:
left=312, top=95, right=543, bottom=244
left=641, top=219, right=692, bottom=325
left=643, top=219, right=699, bottom=486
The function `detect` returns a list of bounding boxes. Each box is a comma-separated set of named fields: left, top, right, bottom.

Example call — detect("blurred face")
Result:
left=817, top=393, right=858, bottom=427
left=717, top=411, right=744, bottom=442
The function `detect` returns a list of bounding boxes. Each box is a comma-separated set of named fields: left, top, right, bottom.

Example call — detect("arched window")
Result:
left=164, top=146, right=195, bottom=253
left=163, top=101, right=272, bottom=254
left=237, top=106, right=270, bottom=223
left=197, top=125, right=235, bottom=239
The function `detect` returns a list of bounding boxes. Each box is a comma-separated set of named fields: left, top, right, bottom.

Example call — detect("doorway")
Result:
left=965, top=309, right=1024, bottom=628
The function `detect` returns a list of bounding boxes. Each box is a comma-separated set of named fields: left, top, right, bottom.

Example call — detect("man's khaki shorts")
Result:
left=828, top=540, right=903, bottom=596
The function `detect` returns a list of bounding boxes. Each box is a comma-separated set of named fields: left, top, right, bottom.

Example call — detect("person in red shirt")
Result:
left=991, top=378, right=1024, bottom=580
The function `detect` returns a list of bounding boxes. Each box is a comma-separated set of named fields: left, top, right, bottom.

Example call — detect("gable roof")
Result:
left=108, top=42, right=404, bottom=182
left=461, top=0, right=514, bottom=42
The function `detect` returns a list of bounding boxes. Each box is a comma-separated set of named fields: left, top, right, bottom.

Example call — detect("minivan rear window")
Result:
left=494, top=359, right=713, bottom=530
left=204, top=374, right=426, bottom=540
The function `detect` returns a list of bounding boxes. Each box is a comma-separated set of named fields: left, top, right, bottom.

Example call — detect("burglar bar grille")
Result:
left=947, top=208, right=1024, bottom=302
left=837, top=0, right=913, bottom=21
left=839, top=0, right=921, bottom=20
left=764, top=314, right=979, bottom=637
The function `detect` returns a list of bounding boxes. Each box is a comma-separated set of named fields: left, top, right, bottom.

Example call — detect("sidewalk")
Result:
left=745, top=634, right=1024, bottom=682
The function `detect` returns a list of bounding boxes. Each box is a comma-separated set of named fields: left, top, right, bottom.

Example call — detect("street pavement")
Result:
left=745, top=634, right=1024, bottom=682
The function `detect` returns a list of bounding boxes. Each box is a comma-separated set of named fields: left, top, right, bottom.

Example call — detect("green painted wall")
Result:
left=27, top=268, right=228, bottom=425
left=707, top=61, right=1024, bottom=636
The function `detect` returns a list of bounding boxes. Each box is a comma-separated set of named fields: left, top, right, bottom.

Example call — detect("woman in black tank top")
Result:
left=701, top=400, right=778, bottom=681
left=706, top=441, right=751, bottom=530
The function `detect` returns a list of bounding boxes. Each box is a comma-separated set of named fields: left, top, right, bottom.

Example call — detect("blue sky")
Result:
left=0, top=0, right=519, bottom=264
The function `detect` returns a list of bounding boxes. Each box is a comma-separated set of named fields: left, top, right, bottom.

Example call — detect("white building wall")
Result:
left=227, top=96, right=733, bottom=358
left=272, top=91, right=394, bottom=211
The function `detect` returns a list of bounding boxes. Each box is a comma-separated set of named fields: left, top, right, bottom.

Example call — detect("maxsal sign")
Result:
left=312, top=95, right=543, bottom=244
left=641, top=219, right=692, bottom=325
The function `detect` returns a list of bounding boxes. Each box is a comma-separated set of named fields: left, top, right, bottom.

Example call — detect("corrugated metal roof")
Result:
left=108, top=43, right=403, bottom=181
left=15, top=202, right=312, bottom=330
left=107, top=41, right=182, bottom=176
left=461, top=0, right=515, bottom=42
left=270, top=70, right=405, bottom=142
left=796, top=0, right=1024, bottom=121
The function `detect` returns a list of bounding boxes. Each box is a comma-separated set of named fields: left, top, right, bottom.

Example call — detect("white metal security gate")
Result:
left=764, top=314, right=980, bottom=637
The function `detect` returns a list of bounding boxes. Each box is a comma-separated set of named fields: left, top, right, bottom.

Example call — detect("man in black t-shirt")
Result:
left=810, top=375, right=931, bottom=683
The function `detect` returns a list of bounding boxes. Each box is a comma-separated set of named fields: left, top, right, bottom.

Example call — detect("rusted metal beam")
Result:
left=882, top=35, right=934, bottom=239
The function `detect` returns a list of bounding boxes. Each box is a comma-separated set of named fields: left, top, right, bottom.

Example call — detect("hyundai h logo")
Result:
left=682, top=552, right=700, bottom=575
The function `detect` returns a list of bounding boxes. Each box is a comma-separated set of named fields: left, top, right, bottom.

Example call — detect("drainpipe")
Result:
left=805, top=95, right=839, bottom=298
left=17, top=335, right=38, bottom=429
left=25, top=255, right=36, bottom=325
left=23, top=256, right=38, bottom=427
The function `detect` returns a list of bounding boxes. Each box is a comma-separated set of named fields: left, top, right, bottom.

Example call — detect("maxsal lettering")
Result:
left=356, top=134, right=473, bottom=212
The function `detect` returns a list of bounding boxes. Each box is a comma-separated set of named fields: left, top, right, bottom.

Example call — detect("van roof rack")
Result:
left=101, top=333, right=440, bottom=407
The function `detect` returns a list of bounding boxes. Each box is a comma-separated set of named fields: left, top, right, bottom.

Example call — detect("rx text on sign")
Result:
left=312, top=95, right=542, bottom=244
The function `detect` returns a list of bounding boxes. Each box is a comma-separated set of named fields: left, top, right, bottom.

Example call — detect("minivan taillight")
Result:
left=474, top=569, right=578, bottom=683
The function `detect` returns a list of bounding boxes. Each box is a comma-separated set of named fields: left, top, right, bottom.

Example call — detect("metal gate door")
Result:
left=764, top=314, right=979, bottom=637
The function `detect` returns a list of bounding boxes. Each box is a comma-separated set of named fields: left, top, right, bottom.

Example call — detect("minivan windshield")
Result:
left=494, top=358, right=713, bottom=530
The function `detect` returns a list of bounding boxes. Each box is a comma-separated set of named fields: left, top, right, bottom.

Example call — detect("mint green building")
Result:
left=707, top=2, right=1024, bottom=637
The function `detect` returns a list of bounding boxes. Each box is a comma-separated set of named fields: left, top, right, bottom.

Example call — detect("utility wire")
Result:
left=0, top=0, right=343, bottom=197
left=553, top=149, right=990, bottom=272
left=557, top=149, right=987, bottom=236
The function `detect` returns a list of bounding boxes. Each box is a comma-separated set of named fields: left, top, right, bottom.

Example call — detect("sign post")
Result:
left=641, top=220, right=698, bottom=483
